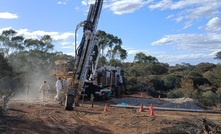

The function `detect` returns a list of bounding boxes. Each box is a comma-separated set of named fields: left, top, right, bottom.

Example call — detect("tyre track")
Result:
left=37, top=108, right=74, bottom=133
left=72, top=109, right=130, bottom=134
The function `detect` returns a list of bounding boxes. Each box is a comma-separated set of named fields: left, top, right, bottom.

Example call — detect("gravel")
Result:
left=108, top=97, right=203, bottom=110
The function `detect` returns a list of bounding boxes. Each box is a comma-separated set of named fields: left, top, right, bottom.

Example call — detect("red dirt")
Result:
left=1, top=97, right=221, bottom=134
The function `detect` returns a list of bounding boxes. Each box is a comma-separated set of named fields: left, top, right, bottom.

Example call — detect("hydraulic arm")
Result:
left=65, top=0, right=103, bottom=110
left=74, top=0, right=103, bottom=90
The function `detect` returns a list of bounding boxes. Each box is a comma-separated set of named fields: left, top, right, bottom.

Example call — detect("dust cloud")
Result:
left=11, top=62, right=57, bottom=103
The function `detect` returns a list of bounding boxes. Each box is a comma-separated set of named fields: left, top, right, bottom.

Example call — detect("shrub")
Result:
left=200, top=91, right=218, bottom=106
left=181, top=88, right=195, bottom=98
left=163, top=74, right=181, bottom=90
left=166, top=88, right=184, bottom=98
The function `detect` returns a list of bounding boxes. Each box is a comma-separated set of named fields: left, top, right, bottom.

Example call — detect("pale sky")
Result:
left=1, top=0, right=221, bottom=65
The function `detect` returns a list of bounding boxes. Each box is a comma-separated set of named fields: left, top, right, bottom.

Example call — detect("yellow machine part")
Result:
left=53, top=60, right=72, bottom=79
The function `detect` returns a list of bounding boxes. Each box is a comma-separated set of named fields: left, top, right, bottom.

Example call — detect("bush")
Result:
left=200, top=91, right=218, bottom=106
left=166, top=88, right=184, bottom=98
left=166, top=87, right=199, bottom=98
left=149, top=76, right=166, bottom=91
left=216, top=88, right=221, bottom=100
left=202, top=91, right=217, bottom=100
left=191, top=89, right=202, bottom=100
left=163, top=74, right=181, bottom=90
left=181, top=88, right=195, bottom=98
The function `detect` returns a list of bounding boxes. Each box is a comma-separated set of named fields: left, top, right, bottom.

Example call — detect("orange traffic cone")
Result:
left=149, top=103, right=154, bottom=116
left=139, top=103, right=144, bottom=112
left=103, top=103, right=108, bottom=112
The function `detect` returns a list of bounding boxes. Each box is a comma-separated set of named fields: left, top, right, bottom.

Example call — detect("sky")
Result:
left=0, top=0, right=221, bottom=66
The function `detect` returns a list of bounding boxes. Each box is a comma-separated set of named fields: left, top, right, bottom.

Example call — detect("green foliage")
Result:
left=24, top=35, right=54, bottom=52
left=163, top=74, right=181, bottom=90
left=96, top=30, right=127, bottom=61
left=125, top=76, right=153, bottom=94
left=192, top=78, right=212, bottom=88
left=127, top=63, right=146, bottom=77
left=214, top=51, right=221, bottom=60
left=126, top=76, right=138, bottom=93
left=145, top=63, right=168, bottom=75
left=202, top=91, right=217, bottom=99
left=188, top=71, right=202, bottom=78
left=203, top=65, right=221, bottom=87
left=191, top=89, right=202, bottom=100
left=0, top=53, right=13, bottom=77
left=0, top=29, right=22, bottom=56
left=108, top=59, right=123, bottom=67
left=194, top=62, right=216, bottom=73
left=166, top=78, right=196, bottom=98
left=149, top=75, right=165, bottom=91
left=98, top=56, right=107, bottom=67
left=139, top=62, right=167, bottom=76
left=201, top=91, right=218, bottom=106
left=182, top=88, right=195, bottom=98
left=0, top=29, right=61, bottom=93
left=169, top=63, right=194, bottom=75
left=166, top=88, right=184, bottom=98
left=217, top=88, right=221, bottom=98
left=166, top=88, right=199, bottom=98
left=134, top=52, right=158, bottom=63
left=112, top=44, right=127, bottom=61
left=2, top=29, right=221, bottom=109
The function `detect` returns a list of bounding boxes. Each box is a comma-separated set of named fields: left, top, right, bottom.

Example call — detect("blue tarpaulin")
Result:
left=117, top=103, right=129, bottom=106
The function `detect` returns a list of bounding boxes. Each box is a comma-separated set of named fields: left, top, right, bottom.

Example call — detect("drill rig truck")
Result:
left=54, top=0, right=124, bottom=110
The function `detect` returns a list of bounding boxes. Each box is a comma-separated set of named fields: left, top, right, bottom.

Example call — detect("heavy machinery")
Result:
left=53, top=0, right=124, bottom=110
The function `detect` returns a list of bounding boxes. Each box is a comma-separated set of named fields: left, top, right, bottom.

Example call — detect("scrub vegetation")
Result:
left=1, top=29, right=221, bottom=111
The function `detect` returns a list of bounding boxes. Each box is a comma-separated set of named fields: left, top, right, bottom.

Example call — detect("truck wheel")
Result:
left=65, top=94, right=74, bottom=110
left=102, top=93, right=106, bottom=101
left=118, top=86, right=124, bottom=97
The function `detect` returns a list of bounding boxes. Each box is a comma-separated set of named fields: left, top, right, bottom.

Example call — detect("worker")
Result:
left=54, top=77, right=62, bottom=102
left=39, top=81, right=50, bottom=105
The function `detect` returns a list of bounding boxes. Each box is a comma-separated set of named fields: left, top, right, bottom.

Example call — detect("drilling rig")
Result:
left=53, top=0, right=124, bottom=110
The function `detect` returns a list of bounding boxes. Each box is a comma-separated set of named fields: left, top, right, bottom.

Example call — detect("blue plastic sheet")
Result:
left=117, top=103, right=129, bottom=106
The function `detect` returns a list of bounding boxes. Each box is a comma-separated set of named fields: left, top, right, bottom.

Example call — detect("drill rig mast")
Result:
left=65, top=0, right=103, bottom=110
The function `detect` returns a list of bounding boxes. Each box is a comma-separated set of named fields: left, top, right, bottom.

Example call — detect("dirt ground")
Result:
left=1, top=94, right=221, bottom=134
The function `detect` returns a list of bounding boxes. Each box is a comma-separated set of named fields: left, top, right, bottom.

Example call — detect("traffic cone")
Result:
left=149, top=103, right=154, bottom=116
left=139, top=103, right=144, bottom=112
left=103, top=103, right=108, bottom=112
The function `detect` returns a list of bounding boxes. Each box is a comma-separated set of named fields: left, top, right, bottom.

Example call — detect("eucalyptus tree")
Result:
left=0, top=29, right=76, bottom=91
left=134, top=52, right=158, bottom=63
left=41, top=35, right=54, bottom=52
left=108, top=59, right=123, bottom=67
left=96, top=30, right=108, bottom=56
left=96, top=30, right=127, bottom=61
left=112, top=44, right=127, bottom=61
left=214, top=51, right=221, bottom=60
left=0, top=30, right=56, bottom=83
left=0, top=29, right=26, bottom=74
left=24, top=35, right=54, bottom=52
left=0, top=29, right=25, bottom=56
left=106, top=34, right=122, bottom=60
left=0, top=53, right=13, bottom=78
left=22, top=35, right=55, bottom=72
